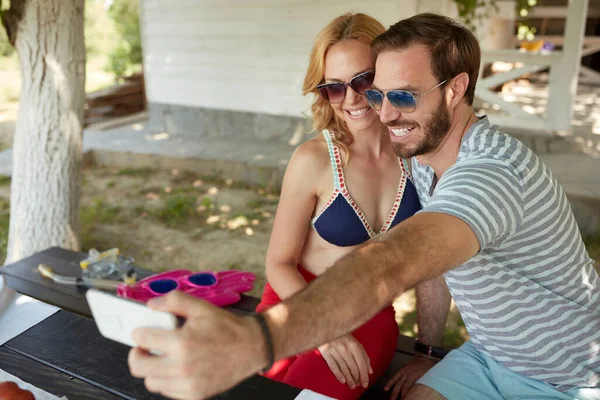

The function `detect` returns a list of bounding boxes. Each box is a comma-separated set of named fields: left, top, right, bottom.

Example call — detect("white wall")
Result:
left=140, top=0, right=418, bottom=117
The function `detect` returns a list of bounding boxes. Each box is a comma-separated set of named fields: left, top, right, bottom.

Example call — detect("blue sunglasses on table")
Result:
left=364, top=79, right=448, bottom=113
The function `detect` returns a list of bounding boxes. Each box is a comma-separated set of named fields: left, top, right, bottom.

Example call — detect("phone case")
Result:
left=86, top=289, right=178, bottom=347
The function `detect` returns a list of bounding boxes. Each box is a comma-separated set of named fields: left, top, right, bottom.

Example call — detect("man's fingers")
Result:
left=321, top=351, right=346, bottom=384
left=129, top=347, right=177, bottom=379
left=384, top=369, right=404, bottom=391
left=144, top=377, right=201, bottom=400
left=147, top=291, right=214, bottom=318
left=132, top=326, right=179, bottom=354
left=390, top=378, right=405, bottom=400
left=400, top=377, right=416, bottom=399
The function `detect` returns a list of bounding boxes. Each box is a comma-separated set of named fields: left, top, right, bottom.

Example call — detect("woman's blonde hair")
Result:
left=303, top=13, right=386, bottom=159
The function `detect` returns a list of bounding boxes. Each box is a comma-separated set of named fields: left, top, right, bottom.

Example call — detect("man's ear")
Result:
left=445, top=72, right=469, bottom=108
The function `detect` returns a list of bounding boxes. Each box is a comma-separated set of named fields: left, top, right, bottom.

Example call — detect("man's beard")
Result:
left=391, top=100, right=451, bottom=159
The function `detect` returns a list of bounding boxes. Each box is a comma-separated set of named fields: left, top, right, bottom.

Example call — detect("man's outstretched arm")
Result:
left=265, top=211, right=477, bottom=363
left=128, top=212, right=478, bottom=400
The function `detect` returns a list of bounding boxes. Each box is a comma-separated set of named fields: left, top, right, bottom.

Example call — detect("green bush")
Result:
left=108, top=0, right=142, bottom=79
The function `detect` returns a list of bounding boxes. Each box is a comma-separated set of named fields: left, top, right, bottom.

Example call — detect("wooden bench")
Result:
left=0, top=247, right=418, bottom=399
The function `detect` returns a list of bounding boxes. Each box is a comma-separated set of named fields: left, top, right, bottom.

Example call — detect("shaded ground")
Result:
left=78, top=166, right=278, bottom=298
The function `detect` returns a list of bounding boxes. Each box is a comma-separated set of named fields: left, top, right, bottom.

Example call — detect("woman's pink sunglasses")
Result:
left=116, top=269, right=256, bottom=307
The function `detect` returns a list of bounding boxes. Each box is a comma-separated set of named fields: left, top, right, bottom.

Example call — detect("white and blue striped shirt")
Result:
left=413, top=116, right=600, bottom=390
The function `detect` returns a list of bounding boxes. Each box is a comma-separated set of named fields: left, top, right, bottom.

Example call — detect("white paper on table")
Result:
left=0, top=367, right=68, bottom=399
left=294, top=389, right=337, bottom=400
left=0, top=276, right=60, bottom=346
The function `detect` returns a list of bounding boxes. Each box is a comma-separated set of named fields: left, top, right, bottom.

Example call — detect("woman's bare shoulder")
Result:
left=287, top=134, right=330, bottom=171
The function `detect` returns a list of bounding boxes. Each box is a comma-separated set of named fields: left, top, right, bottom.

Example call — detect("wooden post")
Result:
left=545, top=0, right=588, bottom=132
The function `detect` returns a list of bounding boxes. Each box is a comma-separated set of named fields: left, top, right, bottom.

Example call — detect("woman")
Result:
left=256, top=13, right=421, bottom=399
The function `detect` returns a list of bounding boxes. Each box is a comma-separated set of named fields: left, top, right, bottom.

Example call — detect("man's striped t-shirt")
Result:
left=412, top=116, right=600, bottom=390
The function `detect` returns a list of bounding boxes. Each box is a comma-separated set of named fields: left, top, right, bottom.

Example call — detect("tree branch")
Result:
left=1, top=0, right=26, bottom=46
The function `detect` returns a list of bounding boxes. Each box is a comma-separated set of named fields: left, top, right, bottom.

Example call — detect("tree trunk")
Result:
left=3, top=0, right=85, bottom=264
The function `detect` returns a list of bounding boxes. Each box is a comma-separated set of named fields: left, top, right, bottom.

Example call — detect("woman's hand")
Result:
left=318, top=334, right=372, bottom=389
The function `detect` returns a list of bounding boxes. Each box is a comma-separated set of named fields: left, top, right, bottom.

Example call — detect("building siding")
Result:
left=140, top=0, right=418, bottom=117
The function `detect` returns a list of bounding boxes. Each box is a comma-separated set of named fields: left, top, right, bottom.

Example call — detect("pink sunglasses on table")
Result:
left=116, top=269, right=256, bottom=307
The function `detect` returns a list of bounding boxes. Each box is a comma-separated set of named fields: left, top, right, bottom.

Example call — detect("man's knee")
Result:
left=404, top=383, right=447, bottom=400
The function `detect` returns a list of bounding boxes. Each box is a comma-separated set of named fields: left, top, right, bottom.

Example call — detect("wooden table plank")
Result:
left=0, top=347, right=123, bottom=400
left=3, top=311, right=302, bottom=400
left=4, top=311, right=162, bottom=400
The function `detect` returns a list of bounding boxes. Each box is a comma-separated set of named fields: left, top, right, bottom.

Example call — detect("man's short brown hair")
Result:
left=372, top=13, right=481, bottom=105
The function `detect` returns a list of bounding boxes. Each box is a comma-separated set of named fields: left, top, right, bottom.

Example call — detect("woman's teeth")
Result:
left=391, top=127, right=415, bottom=137
left=348, top=108, right=370, bottom=117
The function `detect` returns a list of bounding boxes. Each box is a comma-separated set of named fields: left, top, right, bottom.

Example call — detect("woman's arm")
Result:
left=265, top=140, right=327, bottom=299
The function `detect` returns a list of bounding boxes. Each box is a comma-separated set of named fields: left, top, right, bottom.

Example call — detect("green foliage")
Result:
left=85, top=0, right=118, bottom=57
left=0, top=175, right=10, bottom=186
left=108, top=0, right=142, bottom=79
left=157, top=194, right=197, bottom=226
left=515, top=0, right=538, bottom=41
left=454, top=0, right=498, bottom=32
left=453, top=0, right=536, bottom=37
left=0, top=0, right=15, bottom=57
left=0, top=24, right=14, bottom=57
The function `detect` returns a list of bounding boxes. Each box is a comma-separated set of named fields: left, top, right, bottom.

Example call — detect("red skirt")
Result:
left=256, top=265, right=399, bottom=400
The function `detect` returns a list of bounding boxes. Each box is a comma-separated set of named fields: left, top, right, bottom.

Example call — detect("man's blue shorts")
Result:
left=417, top=341, right=600, bottom=400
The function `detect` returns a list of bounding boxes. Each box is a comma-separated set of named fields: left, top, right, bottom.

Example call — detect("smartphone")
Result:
left=86, top=289, right=179, bottom=347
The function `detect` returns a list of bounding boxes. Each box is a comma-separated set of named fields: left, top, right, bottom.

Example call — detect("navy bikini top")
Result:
left=311, top=130, right=421, bottom=247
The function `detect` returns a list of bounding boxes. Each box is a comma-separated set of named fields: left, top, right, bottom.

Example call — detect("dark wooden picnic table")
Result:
left=0, top=247, right=416, bottom=399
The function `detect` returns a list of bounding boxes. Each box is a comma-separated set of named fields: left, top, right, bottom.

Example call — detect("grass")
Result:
left=0, top=176, right=11, bottom=186
left=80, top=198, right=126, bottom=252
left=117, top=167, right=153, bottom=178
left=80, top=199, right=124, bottom=248
left=81, top=199, right=123, bottom=226
left=155, top=193, right=198, bottom=228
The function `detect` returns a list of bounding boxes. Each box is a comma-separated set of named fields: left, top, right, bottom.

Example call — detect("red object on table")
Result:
left=0, top=382, right=35, bottom=400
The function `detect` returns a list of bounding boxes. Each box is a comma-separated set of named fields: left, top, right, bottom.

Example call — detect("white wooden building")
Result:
left=139, top=0, right=459, bottom=141
left=139, top=0, right=590, bottom=139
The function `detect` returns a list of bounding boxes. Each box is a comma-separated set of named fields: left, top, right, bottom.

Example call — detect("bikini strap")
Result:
left=322, top=130, right=345, bottom=191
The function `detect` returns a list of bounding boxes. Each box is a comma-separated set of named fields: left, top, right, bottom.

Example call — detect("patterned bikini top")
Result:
left=310, top=130, right=421, bottom=247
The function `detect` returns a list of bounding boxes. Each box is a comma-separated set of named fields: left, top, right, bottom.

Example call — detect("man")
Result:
left=128, top=13, right=600, bottom=400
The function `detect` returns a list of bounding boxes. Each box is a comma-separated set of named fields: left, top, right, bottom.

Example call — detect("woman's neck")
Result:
left=348, top=125, right=390, bottom=158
